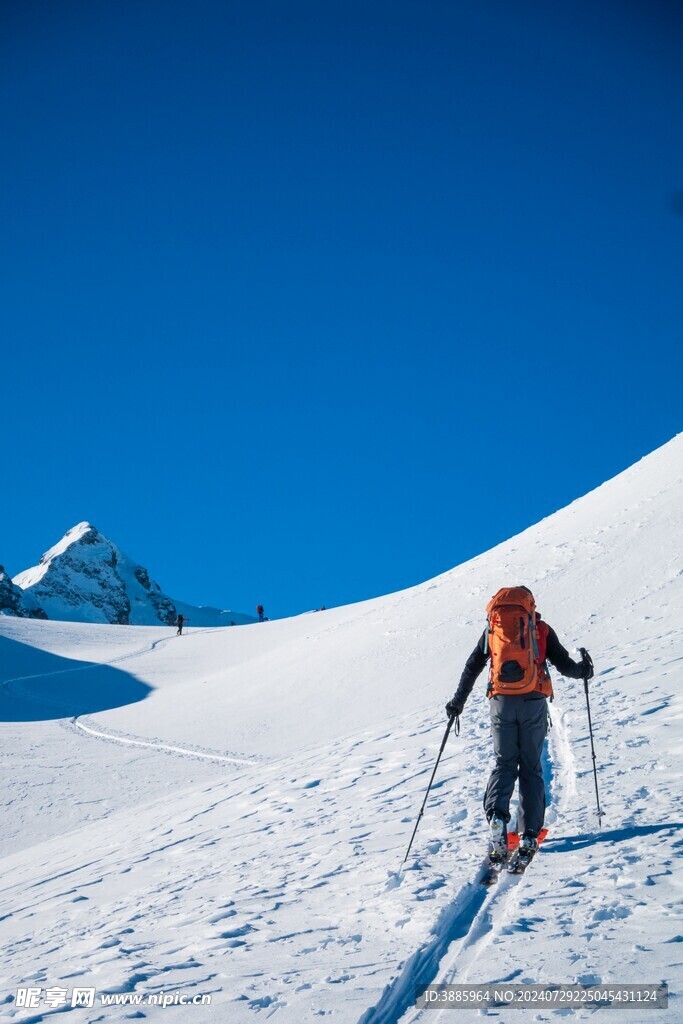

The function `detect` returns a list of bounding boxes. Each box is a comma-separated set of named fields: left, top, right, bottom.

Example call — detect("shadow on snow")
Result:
left=0, top=633, right=152, bottom=722
left=543, top=822, right=683, bottom=852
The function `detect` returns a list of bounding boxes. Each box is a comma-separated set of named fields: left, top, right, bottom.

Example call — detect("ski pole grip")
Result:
left=579, top=647, right=593, bottom=682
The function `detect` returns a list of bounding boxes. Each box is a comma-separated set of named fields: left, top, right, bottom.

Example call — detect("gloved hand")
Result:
left=446, top=698, right=463, bottom=720
left=580, top=648, right=594, bottom=680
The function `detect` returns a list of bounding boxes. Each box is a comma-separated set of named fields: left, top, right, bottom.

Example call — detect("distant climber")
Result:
left=256, top=604, right=265, bottom=623
left=445, top=587, right=593, bottom=870
left=176, top=613, right=188, bottom=636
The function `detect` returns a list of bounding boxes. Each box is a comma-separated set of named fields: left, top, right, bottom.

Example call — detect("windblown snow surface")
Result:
left=0, top=436, right=681, bottom=1023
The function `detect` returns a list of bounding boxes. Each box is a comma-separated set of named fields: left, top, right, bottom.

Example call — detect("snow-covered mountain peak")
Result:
left=17, top=522, right=104, bottom=590
left=12, top=524, right=257, bottom=627
left=46, top=520, right=97, bottom=556
left=13, top=524, right=178, bottom=626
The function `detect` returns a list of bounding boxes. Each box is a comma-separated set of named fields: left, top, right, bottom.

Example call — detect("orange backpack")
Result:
left=485, top=587, right=551, bottom=698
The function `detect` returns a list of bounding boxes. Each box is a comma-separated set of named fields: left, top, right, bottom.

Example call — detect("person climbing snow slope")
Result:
left=446, top=586, right=593, bottom=873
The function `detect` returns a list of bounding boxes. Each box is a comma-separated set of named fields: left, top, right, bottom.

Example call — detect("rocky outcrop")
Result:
left=0, top=566, right=47, bottom=618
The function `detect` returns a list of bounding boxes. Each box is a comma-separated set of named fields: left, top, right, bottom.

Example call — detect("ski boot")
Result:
left=482, top=812, right=509, bottom=885
left=508, top=832, right=538, bottom=874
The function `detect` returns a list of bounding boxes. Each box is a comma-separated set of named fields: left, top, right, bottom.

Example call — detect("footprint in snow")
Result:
left=592, top=903, right=631, bottom=922
left=414, top=876, right=446, bottom=899
left=448, top=808, right=468, bottom=824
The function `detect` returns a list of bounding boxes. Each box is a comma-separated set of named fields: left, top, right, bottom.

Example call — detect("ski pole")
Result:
left=402, top=713, right=459, bottom=866
left=580, top=648, right=604, bottom=828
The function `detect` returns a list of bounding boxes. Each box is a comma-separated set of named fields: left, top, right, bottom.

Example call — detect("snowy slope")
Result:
left=0, top=436, right=681, bottom=1023
left=171, top=597, right=256, bottom=628
left=13, top=522, right=256, bottom=627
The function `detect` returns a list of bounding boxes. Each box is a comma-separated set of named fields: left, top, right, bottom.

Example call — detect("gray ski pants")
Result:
left=483, top=694, right=548, bottom=836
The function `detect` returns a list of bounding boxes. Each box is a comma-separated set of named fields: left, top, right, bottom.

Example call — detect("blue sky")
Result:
left=2, top=0, right=681, bottom=618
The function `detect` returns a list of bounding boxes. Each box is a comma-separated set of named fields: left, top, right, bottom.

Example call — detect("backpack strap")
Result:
left=484, top=619, right=493, bottom=695
left=529, top=613, right=539, bottom=659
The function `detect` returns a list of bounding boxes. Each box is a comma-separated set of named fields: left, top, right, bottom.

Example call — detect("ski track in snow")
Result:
left=72, top=718, right=259, bottom=765
left=1, top=636, right=681, bottom=1024
left=1, top=629, right=260, bottom=766
left=356, top=707, right=569, bottom=1024
left=355, top=650, right=683, bottom=1024
left=0, top=709, right=496, bottom=1022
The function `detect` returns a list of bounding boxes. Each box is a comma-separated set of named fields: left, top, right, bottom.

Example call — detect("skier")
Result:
left=176, top=613, right=188, bottom=636
left=256, top=604, right=265, bottom=623
left=445, top=586, right=593, bottom=872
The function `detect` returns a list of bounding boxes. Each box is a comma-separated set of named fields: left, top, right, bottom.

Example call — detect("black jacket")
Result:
left=452, top=623, right=584, bottom=708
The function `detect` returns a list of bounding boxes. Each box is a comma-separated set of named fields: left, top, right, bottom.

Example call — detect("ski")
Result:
left=481, top=853, right=508, bottom=886
left=482, top=828, right=548, bottom=885
left=506, top=828, right=548, bottom=875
